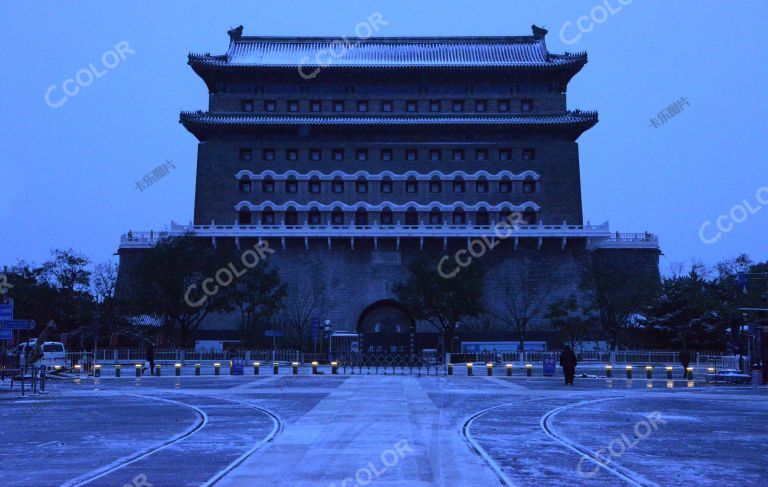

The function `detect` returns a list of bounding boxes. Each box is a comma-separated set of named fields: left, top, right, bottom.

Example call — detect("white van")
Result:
left=17, top=341, right=67, bottom=369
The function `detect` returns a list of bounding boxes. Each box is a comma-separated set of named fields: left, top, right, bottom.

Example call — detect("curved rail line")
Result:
left=461, top=396, right=560, bottom=486
left=200, top=396, right=284, bottom=486
left=539, top=397, right=650, bottom=486
left=62, top=395, right=209, bottom=487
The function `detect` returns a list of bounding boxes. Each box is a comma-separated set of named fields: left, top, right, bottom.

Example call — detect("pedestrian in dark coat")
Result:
left=679, top=350, right=691, bottom=379
left=146, top=342, right=155, bottom=375
left=560, top=346, right=578, bottom=385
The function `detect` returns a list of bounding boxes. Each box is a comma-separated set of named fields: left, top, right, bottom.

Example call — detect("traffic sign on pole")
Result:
left=0, top=320, right=34, bottom=330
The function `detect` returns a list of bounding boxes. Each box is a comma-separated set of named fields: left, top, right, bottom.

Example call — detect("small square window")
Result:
left=476, top=100, right=487, bottom=112
left=476, top=149, right=488, bottom=161
left=380, top=181, right=393, bottom=193
left=263, top=149, right=275, bottom=161
left=382, top=100, right=393, bottom=112
left=309, top=180, right=321, bottom=193
left=239, top=148, right=252, bottom=161
left=499, top=149, right=512, bottom=161
left=262, top=180, right=275, bottom=193
left=381, top=149, right=392, bottom=161
left=406, top=181, right=418, bottom=193
left=522, top=148, right=536, bottom=161
left=310, top=100, right=322, bottom=112
left=265, top=100, right=276, bottom=112
left=476, top=181, right=489, bottom=193
left=406, top=100, right=418, bottom=112
left=333, top=100, right=344, bottom=112
left=333, top=149, right=345, bottom=161
left=288, top=100, right=299, bottom=112
left=239, top=180, right=252, bottom=193
left=429, top=181, right=442, bottom=193
left=332, top=181, right=344, bottom=193
left=452, top=100, right=464, bottom=112
left=357, top=101, right=369, bottom=112
left=310, top=149, right=321, bottom=161
left=498, top=100, right=510, bottom=112
left=356, top=181, right=368, bottom=193
left=241, top=100, right=254, bottom=112
left=453, top=181, right=466, bottom=193
left=286, top=180, right=298, bottom=193
left=430, top=100, right=441, bottom=112
left=286, top=149, right=298, bottom=161
left=356, top=149, right=368, bottom=161
left=499, top=181, right=512, bottom=193
left=523, top=181, right=536, bottom=193
left=406, top=149, right=418, bottom=161
left=521, top=98, right=533, bottom=112
left=452, top=149, right=465, bottom=161
left=429, top=149, right=441, bottom=161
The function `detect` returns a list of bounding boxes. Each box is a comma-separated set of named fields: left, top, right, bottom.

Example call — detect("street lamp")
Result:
left=324, top=320, right=332, bottom=361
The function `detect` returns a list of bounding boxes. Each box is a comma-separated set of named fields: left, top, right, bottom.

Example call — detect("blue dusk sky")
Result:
left=1, top=0, right=766, bottom=273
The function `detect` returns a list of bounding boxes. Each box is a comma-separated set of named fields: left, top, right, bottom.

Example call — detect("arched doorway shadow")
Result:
left=357, top=300, right=415, bottom=354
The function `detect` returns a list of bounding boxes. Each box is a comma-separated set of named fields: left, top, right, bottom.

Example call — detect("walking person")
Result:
left=146, top=342, right=155, bottom=376
left=559, top=345, right=578, bottom=385
left=679, top=349, right=691, bottom=379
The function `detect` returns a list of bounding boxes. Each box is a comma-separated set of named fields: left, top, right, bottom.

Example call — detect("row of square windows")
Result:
left=239, top=147, right=536, bottom=162
left=238, top=208, right=537, bottom=226
left=240, top=98, right=537, bottom=113
left=238, top=179, right=537, bottom=194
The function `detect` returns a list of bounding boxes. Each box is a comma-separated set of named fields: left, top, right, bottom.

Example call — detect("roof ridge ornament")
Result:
left=228, top=25, right=244, bottom=44
left=531, top=24, right=548, bottom=39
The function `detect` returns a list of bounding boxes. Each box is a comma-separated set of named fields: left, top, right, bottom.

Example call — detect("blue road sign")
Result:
left=543, top=356, right=556, bottom=377
left=0, top=329, right=11, bottom=340
left=230, top=358, right=245, bottom=376
left=1, top=320, right=33, bottom=330
left=264, top=330, right=285, bottom=337
left=0, top=303, right=13, bottom=321
left=311, top=318, right=319, bottom=342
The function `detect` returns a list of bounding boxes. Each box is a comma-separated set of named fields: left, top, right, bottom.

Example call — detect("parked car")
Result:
left=16, top=341, right=67, bottom=369
left=705, top=368, right=751, bottom=384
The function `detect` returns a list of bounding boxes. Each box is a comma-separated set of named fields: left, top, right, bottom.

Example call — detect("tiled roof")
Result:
left=179, top=111, right=598, bottom=127
left=188, top=36, right=586, bottom=68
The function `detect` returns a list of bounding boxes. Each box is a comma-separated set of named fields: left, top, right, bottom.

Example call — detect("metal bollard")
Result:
left=292, top=362, right=299, bottom=375
left=253, top=362, right=260, bottom=375
left=115, top=364, right=121, bottom=377
left=526, top=364, right=532, bottom=377
left=687, top=367, right=693, bottom=380
left=312, top=361, right=318, bottom=375
left=175, top=363, right=182, bottom=377
left=486, top=363, right=493, bottom=376
left=447, top=363, right=453, bottom=376
left=626, top=365, right=633, bottom=380
left=155, top=365, right=161, bottom=376
left=74, top=364, right=82, bottom=375
left=94, top=364, right=101, bottom=377
left=467, top=363, right=473, bottom=376
left=506, top=363, right=513, bottom=376
left=214, top=363, right=221, bottom=376
left=135, top=364, right=142, bottom=377
left=273, top=362, right=279, bottom=375
left=666, top=366, right=673, bottom=380
left=605, top=365, right=612, bottom=378
left=645, top=365, right=652, bottom=379
left=195, top=363, right=201, bottom=376
left=331, top=361, right=338, bottom=375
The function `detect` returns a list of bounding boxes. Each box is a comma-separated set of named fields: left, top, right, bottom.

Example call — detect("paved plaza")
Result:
left=1, top=372, right=766, bottom=486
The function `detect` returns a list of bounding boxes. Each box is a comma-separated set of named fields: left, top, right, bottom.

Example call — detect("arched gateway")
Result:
left=356, top=300, right=415, bottom=354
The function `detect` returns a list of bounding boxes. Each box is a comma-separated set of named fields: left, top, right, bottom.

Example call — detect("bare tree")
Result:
left=495, top=255, right=554, bottom=352
left=93, top=262, right=118, bottom=302
left=278, top=260, right=331, bottom=353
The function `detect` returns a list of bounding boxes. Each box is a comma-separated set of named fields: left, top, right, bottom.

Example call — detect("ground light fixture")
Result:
left=292, top=362, right=299, bottom=375
left=311, top=361, right=318, bottom=374
left=253, top=362, right=260, bottom=375
left=626, top=365, right=633, bottom=379
left=526, top=363, right=532, bottom=377
left=486, top=363, right=493, bottom=376
left=506, top=363, right=513, bottom=376
left=646, top=365, right=653, bottom=379
left=135, top=363, right=142, bottom=377
left=605, top=364, right=613, bottom=378
left=214, top=362, right=221, bottom=375
left=467, top=363, right=473, bottom=376
left=331, top=361, right=338, bottom=374
left=666, top=365, right=673, bottom=380
left=175, top=363, right=182, bottom=376
left=195, top=363, right=201, bottom=376
left=93, top=364, right=101, bottom=377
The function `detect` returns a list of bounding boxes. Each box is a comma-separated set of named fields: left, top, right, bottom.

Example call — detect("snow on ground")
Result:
left=0, top=373, right=766, bottom=486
